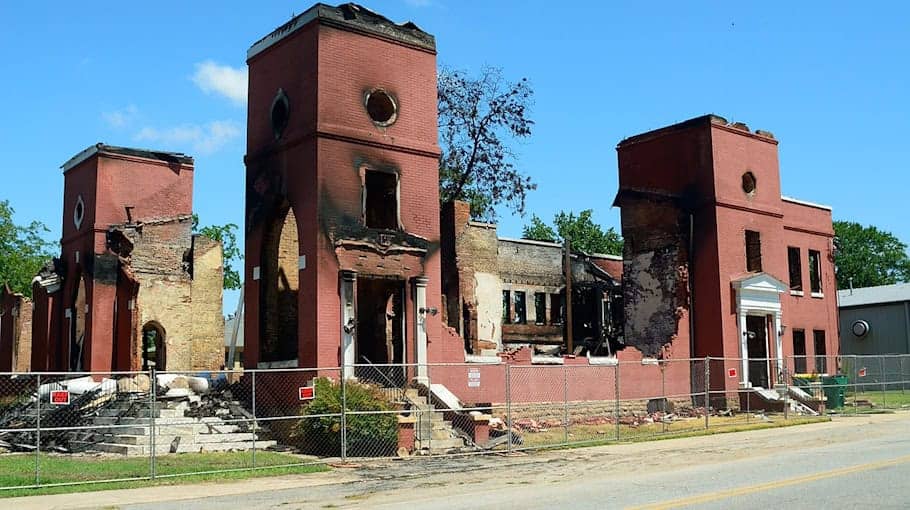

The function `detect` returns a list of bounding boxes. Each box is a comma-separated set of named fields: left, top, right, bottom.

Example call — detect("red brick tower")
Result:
left=31, top=145, right=194, bottom=372
left=243, top=4, right=456, bottom=379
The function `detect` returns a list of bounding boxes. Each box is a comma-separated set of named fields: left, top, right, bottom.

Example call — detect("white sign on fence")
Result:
left=468, top=368, right=481, bottom=388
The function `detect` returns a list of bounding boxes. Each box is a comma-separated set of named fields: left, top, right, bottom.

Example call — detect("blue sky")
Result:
left=1, top=1, right=907, bottom=310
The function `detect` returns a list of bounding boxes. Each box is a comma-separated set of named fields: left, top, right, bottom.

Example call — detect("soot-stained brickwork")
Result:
left=22, top=145, right=224, bottom=373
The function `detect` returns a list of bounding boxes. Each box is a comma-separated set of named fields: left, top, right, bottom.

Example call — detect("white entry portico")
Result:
left=732, top=273, right=788, bottom=388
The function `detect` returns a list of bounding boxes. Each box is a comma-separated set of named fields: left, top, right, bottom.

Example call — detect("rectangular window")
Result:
left=814, top=330, right=827, bottom=373
left=788, top=247, right=803, bottom=292
left=745, top=230, right=762, bottom=272
left=792, top=329, right=807, bottom=374
left=534, top=293, right=546, bottom=325
left=364, top=171, right=398, bottom=229
left=502, top=290, right=511, bottom=324
left=550, top=293, right=564, bottom=324
left=514, top=291, right=527, bottom=324
left=808, top=250, right=822, bottom=294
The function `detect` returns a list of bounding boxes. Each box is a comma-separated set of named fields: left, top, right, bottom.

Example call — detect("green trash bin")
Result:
left=821, top=375, right=848, bottom=408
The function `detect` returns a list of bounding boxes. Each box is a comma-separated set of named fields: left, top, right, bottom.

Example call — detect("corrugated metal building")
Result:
left=838, top=283, right=910, bottom=355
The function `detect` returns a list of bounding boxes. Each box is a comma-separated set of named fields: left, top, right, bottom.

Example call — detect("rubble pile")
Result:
left=494, top=406, right=714, bottom=435
left=0, top=373, right=272, bottom=455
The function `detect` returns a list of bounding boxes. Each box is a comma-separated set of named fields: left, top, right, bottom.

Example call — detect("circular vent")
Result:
left=742, top=172, right=757, bottom=195
left=852, top=320, right=870, bottom=338
left=365, top=89, right=397, bottom=126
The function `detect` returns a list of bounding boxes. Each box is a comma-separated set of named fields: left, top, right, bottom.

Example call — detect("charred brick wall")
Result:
left=618, top=196, right=690, bottom=358
left=0, top=289, right=32, bottom=371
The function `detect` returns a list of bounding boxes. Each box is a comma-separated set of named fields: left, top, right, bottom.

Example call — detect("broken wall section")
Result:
left=0, top=287, right=33, bottom=371
left=618, top=194, right=690, bottom=358
left=191, top=235, right=225, bottom=370
left=111, top=216, right=223, bottom=371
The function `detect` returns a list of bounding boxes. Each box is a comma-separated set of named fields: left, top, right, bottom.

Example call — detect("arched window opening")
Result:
left=142, top=322, right=166, bottom=371
left=260, top=204, right=299, bottom=363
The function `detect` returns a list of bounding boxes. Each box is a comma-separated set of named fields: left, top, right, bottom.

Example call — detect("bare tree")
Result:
left=438, top=66, right=535, bottom=221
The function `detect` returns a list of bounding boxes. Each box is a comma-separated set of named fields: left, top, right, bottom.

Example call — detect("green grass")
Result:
left=519, top=415, right=829, bottom=449
left=0, top=451, right=328, bottom=498
left=844, top=389, right=910, bottom=410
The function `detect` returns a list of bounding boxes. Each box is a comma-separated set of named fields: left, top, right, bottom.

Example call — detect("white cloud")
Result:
left=102, top=105, right=138, bottom=128
left=134, top=120, right=242, bottom=155
left=191, top=60, right=248, bottom=105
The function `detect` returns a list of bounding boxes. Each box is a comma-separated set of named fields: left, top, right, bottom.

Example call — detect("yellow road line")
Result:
left=629, top=454, right=910, bottom=510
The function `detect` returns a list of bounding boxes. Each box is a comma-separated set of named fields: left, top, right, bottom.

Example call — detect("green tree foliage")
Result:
left=523, top=209, right=623, bottom=256
left=295, top=377, right=398, bottom=456
left=438, top=66, right=536, bottom=221
left=833, top=220, right=910, bottom=289
left=192, top=214, right=242, bottom=290
left=0, top=200, right=55, bottom=298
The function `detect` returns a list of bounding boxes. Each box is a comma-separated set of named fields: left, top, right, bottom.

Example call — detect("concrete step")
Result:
left=93, top=416, right=207, bottom=426
left=102, top=423, right=241, bottom=436
left=415, top=438, right=465, bottom=450
left=106, top=432, right=259, bottom=446
left=89, top=439, right=277, bottom=456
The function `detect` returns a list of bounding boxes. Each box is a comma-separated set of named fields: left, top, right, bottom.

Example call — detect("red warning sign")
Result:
left=50, top=390, right=70, bottom=405
left=727, top=368, right=737, bottom=378
left=298, top=386, right=315, bottom=401
left=858, top=368, right=867, bottom=378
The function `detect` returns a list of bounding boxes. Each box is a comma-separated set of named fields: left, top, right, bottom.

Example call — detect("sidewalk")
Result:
left=7, top=413, right=902, bottom=510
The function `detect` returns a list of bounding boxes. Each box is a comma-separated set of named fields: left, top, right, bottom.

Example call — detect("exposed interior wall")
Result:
left=13, top=299, right=33, bottom=372
left=473, top=272, right=503, bottom=349
left=260, top=205, right=300, bottom=363
left=619, top=196, right=690, bottom=358
left=72, top=276, right=87, bottom=371
left=0, top=289, right=32, bottom=371
left=191, top=235, right=225, bottom=370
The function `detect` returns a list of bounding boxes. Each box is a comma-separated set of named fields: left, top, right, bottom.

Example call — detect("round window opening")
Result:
left=73, top=195, right=85, bottom=230
left=742, top=171, right=757, bottom=194
left=365, top=89, right=397, bottom=126
left=270, top=89, right=290, bottom=140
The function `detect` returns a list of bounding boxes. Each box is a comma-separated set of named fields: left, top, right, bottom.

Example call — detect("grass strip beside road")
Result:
left=0, top=451, right=328, bottom=498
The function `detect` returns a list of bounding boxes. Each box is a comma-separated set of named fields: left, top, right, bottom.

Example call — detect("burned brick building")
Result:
left=0, top=286, right=32, bottom=372
left=441, top=200, right=623, bottom=358
left=615, top=115, right=840, bottom=393
left=21, top=144, right=225, bottom=373
left=242, top=3, right=462, bottom=381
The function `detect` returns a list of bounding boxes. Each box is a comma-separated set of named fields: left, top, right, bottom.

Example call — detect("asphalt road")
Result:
left=13, top=412, right=910, bottom=509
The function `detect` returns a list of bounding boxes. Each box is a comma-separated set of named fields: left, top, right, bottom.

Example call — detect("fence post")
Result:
left=341, top=368, right=348, bottom=462
left=614, top=363, right=620, bottom=441
left=704, top=357, right=710, bottom=431
left=506, top=363, right=512, bottom=454
left=149, top=367, right=156, bottom=480
left=853, top=356, right=859, bottom=415
left=35, top=373, right=41, bottom=486
left=251, top=370, right=257, bottom=468
left=660, top=362, right=667, bottom=434
left=881, top=356, right=887, bottom=409
left=563, top=365, right=569, bottom=445
left=783, top=359, right=789, bottom=421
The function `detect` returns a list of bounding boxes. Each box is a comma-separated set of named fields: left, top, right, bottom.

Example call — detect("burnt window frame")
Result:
left=813, top=330, right=827, bottom=373
left=550, top=292, right=564, bottom=325
left=534, top=292, right=547, bottom=325
left=792, top=329, right=807, bottom=374
left=808, top=249, right=823, bottom=296
left=787, top=246, right=803, bottom=293
left=362, top=168, right=400, bottom=230
left=745, top=230, right=762, bottom=272
left=502, top=290, right=511, bottom=324
left=514, top=291, right=527, bottom=325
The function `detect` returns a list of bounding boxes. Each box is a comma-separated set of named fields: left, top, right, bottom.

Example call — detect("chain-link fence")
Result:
left=2, top=354, right=907, bottom=491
